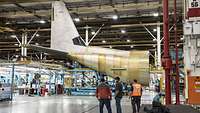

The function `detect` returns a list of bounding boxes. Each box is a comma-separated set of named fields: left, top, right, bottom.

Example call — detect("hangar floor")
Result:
left=0, top=90, right=193, bottom=113
left=0, top=90, right=156, bottom=113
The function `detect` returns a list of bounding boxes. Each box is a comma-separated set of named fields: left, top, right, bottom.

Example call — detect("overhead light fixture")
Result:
left=126, top=39, right=131, bottom=42
left=121, top=30, right=126, bottom=34
left=11, top=35, right=17, bottom=38
left=153, top=13, right=159, bottom=17
left=17, top=21, right=29, bottom=24
left=35, top=43, right=39, bottom=45
left=74, top=18, right=80, bottom=22
left=180, top=37, right=184, bottom=40
left=39, top=20, right=46, bottom=24
left=153, top=45, right=156, bottom=47
left=59, top=61, right=64, bottom=63
left=130, top=45, right=134, bottom=48
left=109, top=46, right=112, bottom=48
left=6, top=22, right=11, bottom=25
left=91, top=31, right=95, bottom=35
left=112, top=15, right=118, bottom=20
left=14, top=44, right=18, bottom=46
left=36, top=34, right=40, bottom=37
left=153, top=29, right=157, bottom=32
left=102, top=40, right=106, bottom=43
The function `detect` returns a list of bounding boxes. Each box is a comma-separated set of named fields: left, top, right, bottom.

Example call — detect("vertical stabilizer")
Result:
left=51, top=1, right=80, bottom=52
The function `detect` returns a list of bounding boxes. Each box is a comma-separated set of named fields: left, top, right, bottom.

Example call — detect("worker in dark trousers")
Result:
left=96, top=78, right=112, bottom=113
left=130, top=79, right=142, bottom=113
left=115, top=77, right=123, bottom=113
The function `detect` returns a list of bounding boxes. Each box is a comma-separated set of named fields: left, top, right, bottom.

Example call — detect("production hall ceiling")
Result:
left=0, top=0, right=183, bottom=63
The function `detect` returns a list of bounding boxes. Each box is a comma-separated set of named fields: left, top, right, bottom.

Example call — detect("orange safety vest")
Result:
left=131, top=83, right=142, bottom=96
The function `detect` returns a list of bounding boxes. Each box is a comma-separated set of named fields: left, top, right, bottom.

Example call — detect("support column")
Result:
left=21, top=33, right=24, bottom=57
left=157, top=22, right=161, bottom=68
left=85, top=25, right=89, bottom=46
left=24, top=32, right=27, bottom=57
left=174, top=0, right=180, bottom=104
left=62, top=74, right=65, bottom=86
left=155, top=51, right=158, bottom=67
left=21, top=32, right=28, bottom=61
left=8, top=52, right=10, bottom=61
left=49, top=74, right=51, bottom=93
left=163, top=0, right=172, bottom=105
left=11, top=64, right=15, bottom=101
left=40, top=53, right=43, bottom=60
left=54, top=73, right=57, bottom=95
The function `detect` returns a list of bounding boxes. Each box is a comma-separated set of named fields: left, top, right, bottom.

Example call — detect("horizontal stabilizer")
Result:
left=29, top=45, right=70, bottom=59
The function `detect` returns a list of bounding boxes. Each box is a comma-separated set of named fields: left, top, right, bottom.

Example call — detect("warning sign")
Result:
left=188, top=76, right=200, bottom=104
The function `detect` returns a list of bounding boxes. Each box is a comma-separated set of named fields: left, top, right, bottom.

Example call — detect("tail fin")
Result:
left=51, top=1, right=82, bottom=52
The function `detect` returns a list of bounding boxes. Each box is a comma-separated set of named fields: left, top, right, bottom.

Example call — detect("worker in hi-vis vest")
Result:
left=129, top=79, right=143, bottom=113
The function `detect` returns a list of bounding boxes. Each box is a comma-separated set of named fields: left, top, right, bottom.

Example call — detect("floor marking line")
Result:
left=81, top=105, right=98, bottom=113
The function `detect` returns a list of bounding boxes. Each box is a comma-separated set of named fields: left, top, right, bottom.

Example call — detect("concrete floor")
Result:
left=0, top=96, right=141, bottom=113
left=0, top=90, right=192, bottom=113
left=0, top=91, right=156, bottom=113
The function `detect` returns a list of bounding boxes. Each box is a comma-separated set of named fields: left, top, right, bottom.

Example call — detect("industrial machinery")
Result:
left=0, top=70, right=12, bottom=101
left=0, top=83, right=11, bottom=101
